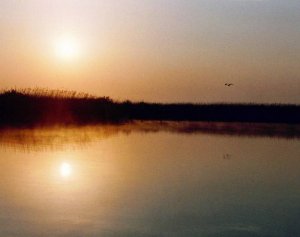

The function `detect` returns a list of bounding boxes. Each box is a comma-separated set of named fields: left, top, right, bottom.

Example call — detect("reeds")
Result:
left=0, top=88, right=96, bottom=99
left=0, top=88, right=300, bottom=127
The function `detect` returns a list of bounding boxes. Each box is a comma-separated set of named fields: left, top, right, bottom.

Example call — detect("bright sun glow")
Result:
left=54, top=36, right=80, bottom=61
left=60, top=162, right=72, bottom=177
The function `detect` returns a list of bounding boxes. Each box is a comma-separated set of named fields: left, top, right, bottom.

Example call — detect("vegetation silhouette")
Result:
left=0, top=88, right=300, bottom=127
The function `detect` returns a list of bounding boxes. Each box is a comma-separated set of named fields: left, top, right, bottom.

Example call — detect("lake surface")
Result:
left=0, top=122, right=299, bottom=237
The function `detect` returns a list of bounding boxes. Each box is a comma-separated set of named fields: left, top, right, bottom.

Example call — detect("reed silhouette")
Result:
left=1, top=88, right=300, bottom=127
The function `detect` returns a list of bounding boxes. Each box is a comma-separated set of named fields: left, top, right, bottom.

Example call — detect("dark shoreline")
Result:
left=1, top=89, right=300, bottom=127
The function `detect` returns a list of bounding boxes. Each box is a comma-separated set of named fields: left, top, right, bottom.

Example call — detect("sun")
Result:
left=54, top=36, right=80, bottom=61
left=60, top=162, right=72, bottom=178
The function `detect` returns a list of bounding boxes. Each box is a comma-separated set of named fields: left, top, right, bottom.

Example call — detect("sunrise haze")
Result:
left=1, top=0, right=299, bottom=103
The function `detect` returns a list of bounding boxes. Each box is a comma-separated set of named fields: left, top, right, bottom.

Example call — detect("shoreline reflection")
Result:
left=0, top=121, right=300, bottom=151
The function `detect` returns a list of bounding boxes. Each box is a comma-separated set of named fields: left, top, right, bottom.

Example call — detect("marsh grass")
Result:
left=0, top=88, right=300, bottom=127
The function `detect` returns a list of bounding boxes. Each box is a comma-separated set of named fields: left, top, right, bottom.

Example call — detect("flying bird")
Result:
left=225, top=83, right=234, bottom=87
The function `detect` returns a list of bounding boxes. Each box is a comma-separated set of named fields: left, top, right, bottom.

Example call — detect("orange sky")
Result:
left=1, top=0, right=300, bottom=103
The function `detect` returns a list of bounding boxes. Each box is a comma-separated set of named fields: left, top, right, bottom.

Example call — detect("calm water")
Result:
left=0, top=122, right=299, bottom=237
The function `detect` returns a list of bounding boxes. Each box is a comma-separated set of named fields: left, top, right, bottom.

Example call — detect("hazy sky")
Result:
left=1, top=0, right=299, bottom=103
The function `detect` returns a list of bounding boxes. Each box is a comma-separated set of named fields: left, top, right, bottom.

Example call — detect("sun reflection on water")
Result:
left=59, top=162, right=72, bottom=178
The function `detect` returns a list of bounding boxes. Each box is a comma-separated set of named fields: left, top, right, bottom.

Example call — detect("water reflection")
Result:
left=60, top=162, right=72, bottom=178
left=0, top=122, right=299, bottom=236
left=0, top=121, right=300, bottom=151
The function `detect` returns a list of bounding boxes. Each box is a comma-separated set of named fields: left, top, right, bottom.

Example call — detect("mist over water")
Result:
left=0, top=122, right=299, bottom=236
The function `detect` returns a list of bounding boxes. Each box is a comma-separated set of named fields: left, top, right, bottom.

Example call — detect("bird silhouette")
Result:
left=225, top=83, right=234, bottom=87
left=223, top=154, right=232, bottom=160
